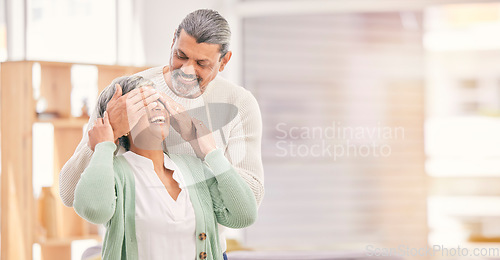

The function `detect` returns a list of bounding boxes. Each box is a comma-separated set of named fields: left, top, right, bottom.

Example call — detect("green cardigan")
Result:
left=73, top=142, right=258, bottom=260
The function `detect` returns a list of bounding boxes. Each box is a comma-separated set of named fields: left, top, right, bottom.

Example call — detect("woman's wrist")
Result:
left=189, top=139, right=216, bottom=159
left=203, top=149, right=232, bottom=175
left=188, top=139, right=204, bottom=159
left=201, top=146, right=216, bottom=160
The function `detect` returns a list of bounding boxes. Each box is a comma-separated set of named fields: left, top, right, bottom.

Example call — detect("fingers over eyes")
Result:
left=129, top=101, right=158, bottom=116
left=127, top=88, right=160, bottom=106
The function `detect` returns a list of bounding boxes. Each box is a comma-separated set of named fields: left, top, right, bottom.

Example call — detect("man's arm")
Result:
left=224, top=93, right=265, bottom=206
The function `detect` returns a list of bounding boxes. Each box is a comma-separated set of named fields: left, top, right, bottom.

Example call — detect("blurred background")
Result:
left=2, top=0, right=500, bottom=259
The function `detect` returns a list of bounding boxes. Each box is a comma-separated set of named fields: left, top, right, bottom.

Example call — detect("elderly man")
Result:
left=59, top=9, right=263, bottom=259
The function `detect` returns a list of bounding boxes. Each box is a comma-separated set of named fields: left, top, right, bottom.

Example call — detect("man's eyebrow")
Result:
left=178, top=48, right=210, bottom=63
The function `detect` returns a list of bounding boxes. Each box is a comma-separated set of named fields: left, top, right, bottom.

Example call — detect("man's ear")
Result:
left=219, top=51, right=232, bottom=72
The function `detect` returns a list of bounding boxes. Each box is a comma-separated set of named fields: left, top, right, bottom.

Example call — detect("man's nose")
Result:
left=181, top=64, right=196, bottom=75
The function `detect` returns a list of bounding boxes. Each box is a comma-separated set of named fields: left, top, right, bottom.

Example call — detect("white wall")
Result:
left=140, top=0, right=217, bottom=66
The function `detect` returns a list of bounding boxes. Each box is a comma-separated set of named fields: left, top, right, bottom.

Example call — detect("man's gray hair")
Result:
left=175, top=9, right=231, bottom=59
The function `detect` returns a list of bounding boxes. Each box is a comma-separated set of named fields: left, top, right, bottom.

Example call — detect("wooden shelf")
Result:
left=37, top=235, right=102, bottom=246
left=36, top=117, right=89, bottom=128
left=1, top=60, right=149, bottom=260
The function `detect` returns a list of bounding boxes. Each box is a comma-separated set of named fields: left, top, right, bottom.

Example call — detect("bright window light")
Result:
left=26, top=0, right=116, bottom=64
left=424, top=3, right=500, bottom=51
left=0, top=0, right=6, bottom=61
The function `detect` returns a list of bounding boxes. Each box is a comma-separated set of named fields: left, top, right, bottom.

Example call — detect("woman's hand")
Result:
left=160, top=93, right=196, bottom=142
left=191, top=118, right=216, bottom=159
left=88, top=111, right=115, bottom=151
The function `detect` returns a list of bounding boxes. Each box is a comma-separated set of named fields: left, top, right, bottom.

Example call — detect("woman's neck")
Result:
left=130, top=146, right=165, bottom=175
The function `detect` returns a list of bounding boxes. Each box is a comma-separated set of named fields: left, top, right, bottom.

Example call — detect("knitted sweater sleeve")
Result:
left=59, top=106, right=97, bottom=207
left=203, top=149, right=258, bottom=229
left=73, top=142, right=117, bottom=224
left=225, top=92, right=265, bottom=206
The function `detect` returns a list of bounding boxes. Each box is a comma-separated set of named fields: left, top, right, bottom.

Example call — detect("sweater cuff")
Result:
left=82, top=141, right=95, bottom=155
left=94, top=141, right=117, bottom=155
left=204, top=149, right=232, bottom=176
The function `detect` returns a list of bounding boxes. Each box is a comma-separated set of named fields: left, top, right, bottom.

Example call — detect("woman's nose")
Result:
left=153, top=105, right=165, bottom=112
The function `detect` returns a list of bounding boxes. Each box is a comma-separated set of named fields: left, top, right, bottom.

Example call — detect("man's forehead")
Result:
left=175, top=30, right=221, bottom=59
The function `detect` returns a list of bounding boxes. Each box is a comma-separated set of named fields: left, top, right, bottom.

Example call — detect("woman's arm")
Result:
left=73, top=141, right=117, bottom=224
left=73, top=112, right=118, bottom=224
left=59, top=106, right=96, bottom=207
left=203, top=149, right=258, bottom=229
left=60, top=84, right=159, bottom=207
left=182, top=113, right=258, bottom=228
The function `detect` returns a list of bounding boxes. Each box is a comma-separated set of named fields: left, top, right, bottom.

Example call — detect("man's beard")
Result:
left=170, top=69, right=202, bottom=98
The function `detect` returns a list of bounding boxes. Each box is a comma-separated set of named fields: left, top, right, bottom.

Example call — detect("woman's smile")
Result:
left=150, top=115, right=166, bottom=124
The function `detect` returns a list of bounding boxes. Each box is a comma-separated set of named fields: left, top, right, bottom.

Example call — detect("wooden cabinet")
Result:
left=0, top=61, right=149, bottom=260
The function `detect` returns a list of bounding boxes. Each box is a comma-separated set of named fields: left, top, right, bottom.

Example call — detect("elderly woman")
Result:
left=73, top=76, right=257, bottom=260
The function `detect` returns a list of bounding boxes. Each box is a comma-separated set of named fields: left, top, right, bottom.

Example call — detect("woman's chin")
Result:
left=150, top=125, right=169, bottom=139
left=131, top=127, right=169, bottom=150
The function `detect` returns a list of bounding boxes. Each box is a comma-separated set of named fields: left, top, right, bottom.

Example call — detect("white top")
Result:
left=123, top=151, right=196, bottom=260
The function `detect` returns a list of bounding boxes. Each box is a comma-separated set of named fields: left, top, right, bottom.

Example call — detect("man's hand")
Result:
left=88, top=111, right=114, bottom=151
left=160, top=93, right=197, bottom=142
left=106, top=84, right=160, bottom=140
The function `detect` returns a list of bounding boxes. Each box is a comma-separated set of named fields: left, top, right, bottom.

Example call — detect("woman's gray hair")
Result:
left=175, top=9, right=231, bottom=59
left=96, top=75, right=154, bottom=150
